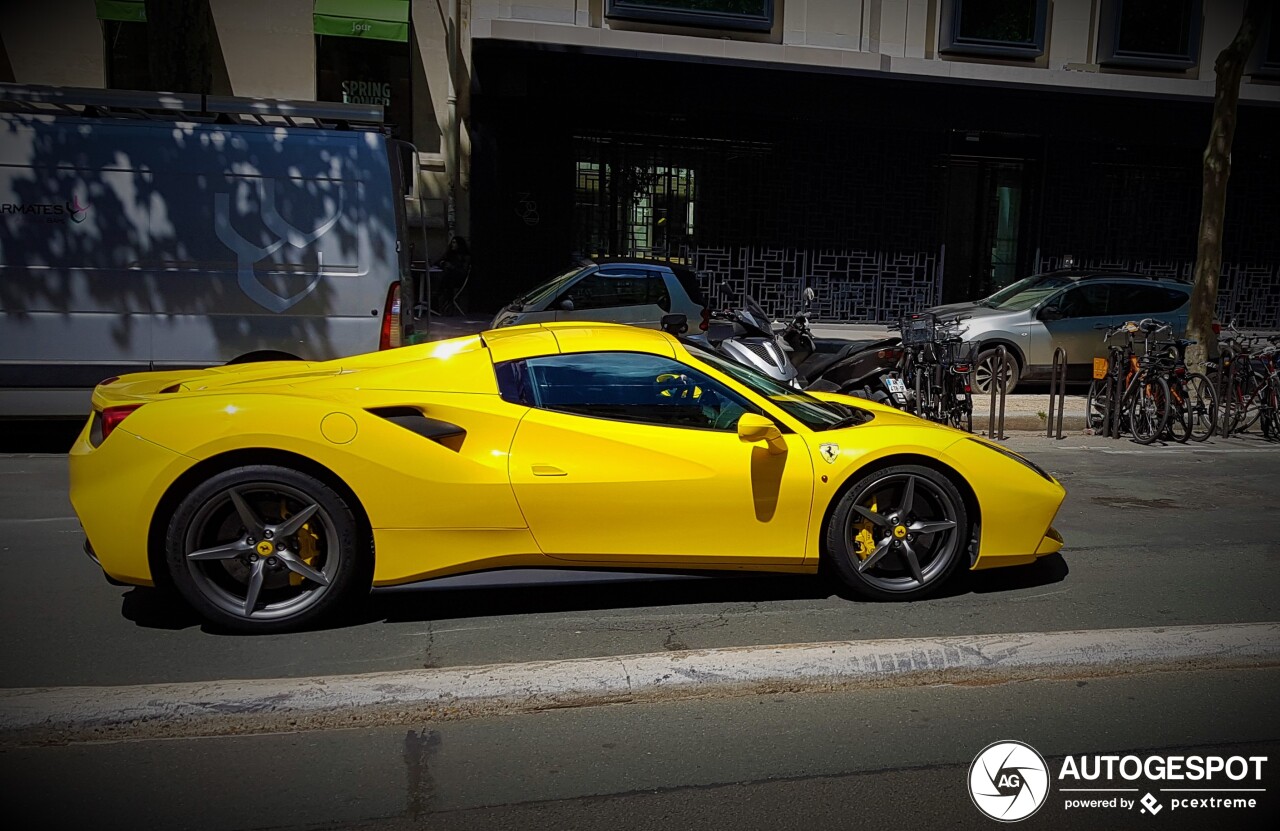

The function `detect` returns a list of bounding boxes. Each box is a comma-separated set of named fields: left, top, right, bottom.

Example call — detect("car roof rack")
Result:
left=0, top=82, right=386, bottom=131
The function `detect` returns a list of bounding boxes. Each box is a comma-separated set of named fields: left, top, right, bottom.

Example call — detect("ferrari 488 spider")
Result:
left=70, top=323, right=1065, bottom=631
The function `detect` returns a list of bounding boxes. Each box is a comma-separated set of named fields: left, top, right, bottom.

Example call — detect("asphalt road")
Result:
left=0, top=429, right=1277, bottom=689
left=3, top=668, right=1277, bottom=830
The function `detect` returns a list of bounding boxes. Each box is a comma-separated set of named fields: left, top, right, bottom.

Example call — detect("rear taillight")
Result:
left=379, top=282, right=402, bottom=350
left=700, top=307, right=710, bottom=332
left=877, top=348, right=903, bottom=360
left=100, top=404, right=143, bottom=443
left=1211, top=322, right=1221, bottom=335
left=1174, top=366, right=1186, bottom=376
left=955, top=364, right=970, bottom=373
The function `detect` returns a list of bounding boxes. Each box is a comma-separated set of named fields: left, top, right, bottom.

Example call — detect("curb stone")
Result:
left=1, top=623, right=1276, bottom=744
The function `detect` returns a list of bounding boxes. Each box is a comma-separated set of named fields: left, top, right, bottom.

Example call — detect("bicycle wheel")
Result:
left=1165, top=380, right=1191, bottom=443
left=1262, top=377, right=1280, bottom=441
left=1086, top=378, right=1111, bottom=434
left=1184, top=372, right=1218, bottom=441
left=1128, top=375, right=1171, bottom=445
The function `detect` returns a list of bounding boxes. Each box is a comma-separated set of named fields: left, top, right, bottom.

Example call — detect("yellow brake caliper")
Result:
left=852, top=498, right=878, bottom=560
left=280, top=499, right=322, bottom=586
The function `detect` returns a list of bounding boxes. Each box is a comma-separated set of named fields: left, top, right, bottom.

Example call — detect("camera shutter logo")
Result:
left=969, top=740, right=1051, bottom=822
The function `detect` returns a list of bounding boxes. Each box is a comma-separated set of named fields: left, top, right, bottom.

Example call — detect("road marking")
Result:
left=1, top=622, right=1276, bottom=745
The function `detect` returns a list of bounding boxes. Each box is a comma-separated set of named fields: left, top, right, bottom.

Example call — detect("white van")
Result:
left=0, top=85, right=418, bottom=417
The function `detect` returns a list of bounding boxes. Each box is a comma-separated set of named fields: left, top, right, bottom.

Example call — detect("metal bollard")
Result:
left=987, top=345, right=1009, bottom=441
left=1047, top=347, right=1068, bottom=439
left=1108, top=358, right=1123, bottom=439
left=1222, top=352, right=1238, bottom=438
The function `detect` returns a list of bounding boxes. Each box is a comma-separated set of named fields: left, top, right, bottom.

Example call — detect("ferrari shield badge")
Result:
left=819, top=443, right=840, bottom=464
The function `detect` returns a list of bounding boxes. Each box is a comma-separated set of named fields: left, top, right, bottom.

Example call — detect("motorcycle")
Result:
left=662, top=286, right=906, bottom=403
left=779, top=288, right=907, bottom=405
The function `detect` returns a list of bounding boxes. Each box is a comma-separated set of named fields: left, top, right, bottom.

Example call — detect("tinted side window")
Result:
left=1055, top=285, right=1109, bottom=318
left=496, top=352, right=754, bottom=431
left=1109, top=284, right=1188, bottom=316
left=562, top=270, right=669, bottom=311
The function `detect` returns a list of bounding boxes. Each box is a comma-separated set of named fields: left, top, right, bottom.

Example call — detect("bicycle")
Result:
left=1087, top=319, right=1173, bottom=444
left=1151, top=335, right=1217, bottom=442
left=893, top=313, right=975, bottom=430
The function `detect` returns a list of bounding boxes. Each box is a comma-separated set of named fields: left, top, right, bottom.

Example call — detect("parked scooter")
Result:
left=779, top=288, right=907, bottom=404
left=662, top=286, right=906, bottom=403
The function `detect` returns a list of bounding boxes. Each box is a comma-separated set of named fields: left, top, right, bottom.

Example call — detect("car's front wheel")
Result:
left=164, top=465, right=367, bottom=632
left=972, top=348, right=1019, bottom=395
left=825, top=464, right=969, bottom=601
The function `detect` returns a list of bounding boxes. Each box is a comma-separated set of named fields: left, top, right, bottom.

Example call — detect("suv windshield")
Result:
left=514, top=265, right=589, bottom=309
left=982, top=274, right=1076, bottom=311
left=685, top=345, right=860, bottom=431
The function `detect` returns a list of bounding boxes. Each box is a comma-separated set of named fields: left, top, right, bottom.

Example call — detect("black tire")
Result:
left=973, top=348, right=1019, bottom=396
left=1085, top=378, right=1110, bottom=433
left=1184, top=372, right=1217, bottom=442
left=825, top=464, right=968, bottom=601
left=1128, top=375, right=1171, bottom=445
left=164, top=465, right=368, bottom=633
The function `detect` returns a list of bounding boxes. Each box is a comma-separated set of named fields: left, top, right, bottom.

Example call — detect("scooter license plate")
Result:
left=886, top=378, right=907, bottom=394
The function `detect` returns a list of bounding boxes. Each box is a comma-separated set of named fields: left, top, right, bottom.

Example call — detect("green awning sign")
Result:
left=314, top=0, right=410, bottom=42
left=96, top=0, right=146, bottom=23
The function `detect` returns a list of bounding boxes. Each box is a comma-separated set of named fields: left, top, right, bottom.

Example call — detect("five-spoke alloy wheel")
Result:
left=826, top=464, right=969, bottom=600
left=165, top=465, right=367, bottom=632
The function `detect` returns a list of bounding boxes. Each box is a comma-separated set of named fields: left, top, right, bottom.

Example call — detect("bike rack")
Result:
left=986, top=345, right=1009, bottom=441
left=1047, top=347, right=1068, bottom=439
left=1106, top=354, right=1124, bottom=439
left=1220, top=350, right=1240, bottom=438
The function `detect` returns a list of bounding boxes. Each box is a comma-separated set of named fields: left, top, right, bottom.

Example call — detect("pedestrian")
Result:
left=434, top=236, right=471, bottom=314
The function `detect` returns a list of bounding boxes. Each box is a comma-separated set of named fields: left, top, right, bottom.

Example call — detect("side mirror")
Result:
left=558, top=298, right=575, bottom=311
left=1038, top=306, right=1062, bottom=322
left=737, top=413, right=786, bottom=455
left=660, top=313, right=688, bottom=335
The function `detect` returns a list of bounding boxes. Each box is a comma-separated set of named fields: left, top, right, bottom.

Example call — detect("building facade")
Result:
left=3, top=1, right=1279, bottom=325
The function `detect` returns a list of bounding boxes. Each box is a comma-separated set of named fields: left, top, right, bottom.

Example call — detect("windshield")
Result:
left=514, top=266, right=589, bottom=309
left=685, top=345, right=853, bottom=431
left=984, top=274, right=1076, bottom=311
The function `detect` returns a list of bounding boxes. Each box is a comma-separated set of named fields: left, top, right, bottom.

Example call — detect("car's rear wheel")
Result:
left=825, top=464, right=968, bottom=601
left=972, top=348, right=1019, bottom=396
left=164, top=465, right=367, bottom=632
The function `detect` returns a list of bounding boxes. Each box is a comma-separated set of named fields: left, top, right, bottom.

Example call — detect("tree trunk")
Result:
left=1186, top=0, right=1266, bottom=373
left=144, top=0, right=213, bottom=95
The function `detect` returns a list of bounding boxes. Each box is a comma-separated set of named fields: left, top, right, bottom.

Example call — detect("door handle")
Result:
left=531, top=465, right=567, bottom=477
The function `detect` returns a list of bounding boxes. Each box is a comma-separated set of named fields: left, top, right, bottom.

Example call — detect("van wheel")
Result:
left=227, top=351, right=301, bottom=365
left=164, top=465, right=367, bottom=632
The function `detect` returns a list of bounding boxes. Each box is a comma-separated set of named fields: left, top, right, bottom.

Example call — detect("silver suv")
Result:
left=928, top=271, right=1191, bottom=393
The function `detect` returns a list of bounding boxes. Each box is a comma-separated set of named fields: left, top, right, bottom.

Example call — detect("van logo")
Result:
left=68, top=195, right=89, bottom=223
left=214, top=178, right=343, bottom=313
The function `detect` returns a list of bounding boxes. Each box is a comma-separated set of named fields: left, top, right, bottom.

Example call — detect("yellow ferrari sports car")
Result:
left=70, top=322, right=1065, bottom=631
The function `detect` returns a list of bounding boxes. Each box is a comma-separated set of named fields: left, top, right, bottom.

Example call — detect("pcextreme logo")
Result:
left=969, top=740, right=1051, bottom=822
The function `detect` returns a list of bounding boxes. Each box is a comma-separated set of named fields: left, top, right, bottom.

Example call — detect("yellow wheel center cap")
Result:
left=893, top=525, right=907, bottom=540
left=256, top=540, right=275, bottom=557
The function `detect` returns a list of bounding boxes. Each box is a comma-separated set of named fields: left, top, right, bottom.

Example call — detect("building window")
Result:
left=939, top=0, right=1048, bottom=59
left=605, top=1, right=774, bottom=33
left=97, top=0, right=152, bottom=90
left=1252, top=6, right=1280, bottom=79
left=1097, top=0, right=1202, bottom=70
left=314, top=0, right=411, bottom=134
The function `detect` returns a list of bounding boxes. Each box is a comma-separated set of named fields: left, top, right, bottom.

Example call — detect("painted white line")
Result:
left=0, top=623, right=1276, bottom=742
